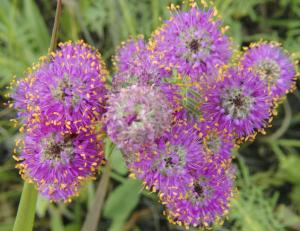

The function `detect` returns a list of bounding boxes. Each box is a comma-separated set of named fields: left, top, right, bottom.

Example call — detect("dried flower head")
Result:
left=105, top=85, right=173, bottom=153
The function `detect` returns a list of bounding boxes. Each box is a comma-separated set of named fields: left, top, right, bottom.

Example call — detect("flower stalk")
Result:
left=12, top=182, right=38, bottom=231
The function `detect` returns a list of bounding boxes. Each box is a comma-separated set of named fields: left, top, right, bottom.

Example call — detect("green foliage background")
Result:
left=1, top=0, right=300, bottom=230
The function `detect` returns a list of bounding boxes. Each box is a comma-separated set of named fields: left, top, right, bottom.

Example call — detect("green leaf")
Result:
left=111, top=147, right=128, bottom=175
left=64, top=224, right=81, bottom=231
left=278, top=154, right=300, bottom=184
left=36, top=195, right=49, bottom=218
left=49, top=205, right=64, bottom=231
left=23, top=0, right=50, bottom=52
left=104, top=179, right=141, bottom=220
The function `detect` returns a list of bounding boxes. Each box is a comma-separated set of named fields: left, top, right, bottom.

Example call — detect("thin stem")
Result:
left=12, top=182, right=38, bottom=231
left=261, top=100, right=292, bottom=142
left=81, top=140, right=115, bottom=231
left=151, top=0, right=159, bottom=29
left=118, top=0, right=136, bottom=36
left=49, top=0, right=62, bottom=53
left=13, top=1, right=63, bottom=231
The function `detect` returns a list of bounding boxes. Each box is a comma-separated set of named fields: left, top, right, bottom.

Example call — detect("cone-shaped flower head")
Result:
left=241, top=42, right=297, bottom=98
left=150, top=6, right=231, bottom=81
left=201, top=68, right=272, bottom=138
left=105, top=85, right=173, bottom=153
left=15, top=124, right=104, bottom=202
left=12, top=41, right=108, bottom=133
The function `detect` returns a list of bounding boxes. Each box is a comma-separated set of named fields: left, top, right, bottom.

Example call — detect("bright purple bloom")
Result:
left=128, top=123, right=206, bottom=193
left=12, top=41, right=108, bottom=133
left=150, top=7, right=232, bottom=81
left=113, top=37, right=161, bottom=91
left=163, top=163, right=234, bottom=228
left=197, top=121, right=234, bottom=164
left=105, top=85, right=173, bottom=153
left=16, top=124, right=104, bottom=201
left=128, top=123, right=234, bottom=227
left=114, top=37, right=146, bottom=73
left=201, top=68, right=272, bottom=138
left=241, top=42, right=296, bottom=98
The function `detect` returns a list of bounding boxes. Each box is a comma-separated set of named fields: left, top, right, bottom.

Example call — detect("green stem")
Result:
left=49, top=0, right=62, bottom=53
left=151, top=0, right=159, bottom=29
left=13, top=1, right=63, bottom=231
left=81, top=140, right=115, bottom=231
left=13, top=182, right=38, bottom=231
left=260, top=100, right=292, bottom=142
left=118, top=0, right=136, bottom=36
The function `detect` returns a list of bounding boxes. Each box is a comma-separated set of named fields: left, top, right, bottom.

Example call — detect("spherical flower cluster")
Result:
left=12, top=41, right=108, bottom=201
left=13, top=41, right=108, bottom=133
left=16, top=123, right=104, bottom=201
left=128, top=124, right=204, bottom=192
left=105, top=85, right=173, bottom=154
left=112, top=37, right=161, bottom=91
left=201, top=68, right=272, bottom=139
left=163, top=163, right=235, bottom=228
left=241, top=42, right=297, bottom=98
left=149, top=7, right=232, bottom=81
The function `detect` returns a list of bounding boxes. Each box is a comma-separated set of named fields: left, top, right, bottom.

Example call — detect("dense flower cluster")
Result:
left=12, top=41, right=108, bottom=201
left=107, top=2, right=296, bottom=228
left=11, top=0, right=297, bottom=229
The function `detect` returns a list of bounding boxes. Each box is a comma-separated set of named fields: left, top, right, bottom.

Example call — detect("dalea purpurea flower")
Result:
left=201, top=68, right=272, bottom=139
left=196, top=122, right=234, bottom=166
left=12, top=40, right=108, bottom=201
left=128, top=123, right=205, bottom=193
left=241, top=42, right=297, bottom=99
left=12, top=40, right=108, bottom=133
left=105, top=85, right=173, bottom=153
left=149, top=6, right=232, bottom=82
left=162, top=162, right=235, bottom=228
left=10, top=0, right=299, bottom=228
left=112, top=37, right=161, bottom=91
left=14, top=123, right=104, bottom=202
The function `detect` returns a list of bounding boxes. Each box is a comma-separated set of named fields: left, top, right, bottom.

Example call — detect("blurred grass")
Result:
left=0, top=0, right=300, bottom=230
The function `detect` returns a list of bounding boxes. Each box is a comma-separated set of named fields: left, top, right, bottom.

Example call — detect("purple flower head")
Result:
left=12, top=41, right=108, bottom=133
left=128, top=123, right=206, bottom=194
left=241, top=42, right=297, bottom=98
left=201, top=68, right=272, bottom=139
left=150, top=7, right=232, bottom=81
left=105, top=85, right=173, bottom=153
left=113, top=37, right=161, bottom=91
left=163, top=163, right=235, bottom=228
left=114, top=37, right=146, bottom=73
left=16, top=124, right=104, bottom=202
left=196, top=121, right=234, bottom=165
